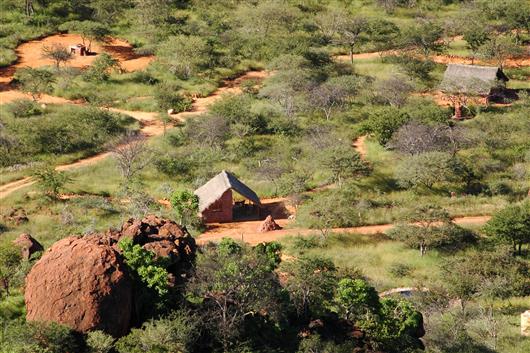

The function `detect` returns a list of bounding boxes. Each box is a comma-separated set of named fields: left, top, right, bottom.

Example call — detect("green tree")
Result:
left=86, top=330, right=114, bottom=353
left=322, top=145, right=371, bottom=187
left=281, top=255, right=337, bottom=318
left=0, top=243, right=21, bottom=298
left=483, top=202, right=530, bottom=255
left=84, top=53, right=121, bottom=82
left=402, top=20, right=445, bottom=58
left=186, top=244, right=283, bottom=351
left=170, top=190, right=199, bottom=227
left=388, top=205, right=456, bottom=256
left=463, top=25, right=490, bottom=65
left=157, top=35, right=210, bottom=79
left=15, top=68, right=55, bottom=101
left=360, top=107, right=410, bottom=145
left=336, top=16, right=368, bottom=64
left=479, top=35, right=523, bottom=69
left=33, top=167, right=71, bottom=199
left=41, top=44, right=73, bottom=69
left=334, top=278, right=380, bottom=322
left=395, top=152, right=458, bottom=191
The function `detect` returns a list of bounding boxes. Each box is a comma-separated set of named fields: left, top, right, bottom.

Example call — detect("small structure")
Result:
left=69, top=44, right=87, bottom=56
left=440, top=64, right=509, bottom=119
left=194, top=170, right=261, bottom=223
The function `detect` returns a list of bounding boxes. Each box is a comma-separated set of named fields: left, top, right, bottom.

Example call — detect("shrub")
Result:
left=388, top=263, right=414, bottom=278
left=7, top=99, right=42, bottom=118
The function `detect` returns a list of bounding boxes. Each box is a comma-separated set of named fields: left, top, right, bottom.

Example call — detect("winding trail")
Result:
left=0, top=70, right=270, bottom=199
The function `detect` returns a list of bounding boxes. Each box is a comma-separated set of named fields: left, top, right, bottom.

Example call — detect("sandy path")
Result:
left=336, top=48, right=530, bottom=68
left=0, top=70, right=270, bottom=199
left=196, top=215, right=491, bottom=245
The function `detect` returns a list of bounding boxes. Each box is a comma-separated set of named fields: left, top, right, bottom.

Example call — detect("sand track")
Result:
left=0, top=70, right=269, bottom=199
left=196, top=215, right=492, bottom=245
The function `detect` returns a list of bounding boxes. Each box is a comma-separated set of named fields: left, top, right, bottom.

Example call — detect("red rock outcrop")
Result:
left=25, top=236, right=133, bottom=337
left=12, top=233, right=43, bottom=260
left=258, top=215, right=282, bottom=232
left=24, top=216, right=196, bottom=337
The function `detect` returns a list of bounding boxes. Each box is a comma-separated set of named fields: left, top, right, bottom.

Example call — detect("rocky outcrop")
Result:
left=24, top=216, right=196, bottom=337
left=25, top=236, right=133, bottom=337
left=258, top=215, right=282, bottom=232
left=12, top=233, right=43, bottom=260
left=4, top=208, right=28, bottom=225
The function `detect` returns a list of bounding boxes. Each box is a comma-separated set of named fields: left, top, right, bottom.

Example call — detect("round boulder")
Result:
left=25, top=236, right=133, bottom=337
left=13, top=233, right=43, bottom=260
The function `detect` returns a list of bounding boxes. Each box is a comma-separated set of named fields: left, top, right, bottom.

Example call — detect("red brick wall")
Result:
left=201, top=190, right=233, bottom=223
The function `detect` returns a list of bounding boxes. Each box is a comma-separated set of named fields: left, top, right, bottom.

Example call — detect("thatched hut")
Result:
left=194, top=171, right=261, bottom=223
left=440, top=64, right=509, bottom=118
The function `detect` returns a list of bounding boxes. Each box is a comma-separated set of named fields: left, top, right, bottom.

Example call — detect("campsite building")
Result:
left=440, top=64, right=509, bottom=99
left=440, top=64, right=509, bottom=118
left=194, top=170, right=261, bottom=223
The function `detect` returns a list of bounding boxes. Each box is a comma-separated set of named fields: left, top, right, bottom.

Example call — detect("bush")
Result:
left=7, top=99, right=43, bottom=118
left=388, top=263, right=414, bottom=278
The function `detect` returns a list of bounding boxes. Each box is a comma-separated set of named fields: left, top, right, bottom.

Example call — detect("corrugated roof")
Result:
left=440, top=64, right=508, bottom=95
left=194, top=170, right=261, bottom=212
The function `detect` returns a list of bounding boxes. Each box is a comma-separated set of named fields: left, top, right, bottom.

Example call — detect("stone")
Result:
left=12, top=233, right=43, bottom=260
left=120, top=218, right=145, bottom=244
left=522, top=310, right=530, bottom=337
left=143, top=240, right=179, bottom=259
left=25, top=237, right=133, bottom=337
left=258, top=215, right=282, bottom=232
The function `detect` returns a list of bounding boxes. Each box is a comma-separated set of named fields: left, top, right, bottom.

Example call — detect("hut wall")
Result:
left=201, top=189, right=233, bottom=223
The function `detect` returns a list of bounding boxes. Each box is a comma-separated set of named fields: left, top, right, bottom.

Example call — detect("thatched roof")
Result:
left=440, top=64, right=508, bottom=95
left=194, top=170, right=261, bottom=212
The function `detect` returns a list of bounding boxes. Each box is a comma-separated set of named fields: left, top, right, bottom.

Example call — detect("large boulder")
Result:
left=12, top=233, right=43, bottom=260
left=25, top=236, right=133, bottom=337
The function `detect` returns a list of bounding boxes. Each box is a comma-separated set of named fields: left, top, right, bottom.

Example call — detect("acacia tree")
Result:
left=484, top=202, right=530, bottom=256
left=463, top=25, right=490, bottom=65
left=41, top=44, right=73, bottom=69
left=15, top=68, right=55, bottom=101
left=395, top=152, right=458, bottom=192
left=402, top=20, right=445, bottom=59
left=335, top=16, right=368, bottom=64
left=157, top=35, right=210, bottom=79
left=323, top=145, right=371, bottom=187
left=389, top=205, right=454, bottom=257
left=113, top=133, right=152, bottom=190
left=479, top=35, right=523, bottom=69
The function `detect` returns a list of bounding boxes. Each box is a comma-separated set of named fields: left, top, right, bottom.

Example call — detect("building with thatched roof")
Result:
left=440, top=64, right=508, bottom=97
left=194, top=170, right=261, bottom=223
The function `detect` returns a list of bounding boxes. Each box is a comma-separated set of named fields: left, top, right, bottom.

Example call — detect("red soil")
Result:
left=0, top=33, right=154, bottom=91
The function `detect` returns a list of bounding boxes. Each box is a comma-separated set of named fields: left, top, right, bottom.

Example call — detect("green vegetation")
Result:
left=0, top=0, right=529, bottom=352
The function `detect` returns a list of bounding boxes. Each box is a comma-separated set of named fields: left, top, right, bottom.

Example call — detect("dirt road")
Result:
left=0, top=70, right=269, bottom=199
left=196, top=215, right=491, bottom=245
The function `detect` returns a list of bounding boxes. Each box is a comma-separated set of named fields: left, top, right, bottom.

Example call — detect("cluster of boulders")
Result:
left=4, top=208, right=29, bottom=225
left=24, top=215, right=196, bottom=337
